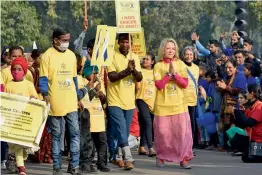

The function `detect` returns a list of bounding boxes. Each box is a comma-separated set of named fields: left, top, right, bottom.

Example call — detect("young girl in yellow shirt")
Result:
left=5, top=57, right=38, bottom=175
left=1, top=46, right=34, bottom=85
left=136, top=52, right=156, bottom=157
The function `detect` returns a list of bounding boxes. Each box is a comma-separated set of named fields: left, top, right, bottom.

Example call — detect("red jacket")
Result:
left=0, top=84, right=4, bottom=92
left=245, top=100, right=262, bottom=142
left=130, top=108, right=140, bottom=137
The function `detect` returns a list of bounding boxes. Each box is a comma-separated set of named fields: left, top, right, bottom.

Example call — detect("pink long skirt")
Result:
left=154, top=112, right=194, bottom=162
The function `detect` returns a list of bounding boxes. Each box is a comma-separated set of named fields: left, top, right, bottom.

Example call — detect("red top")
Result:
left=0, top=84, right=4, bottom=92
left=245, top=100, right=262, bottom=142
left=130, top=108, right=140, bottom=137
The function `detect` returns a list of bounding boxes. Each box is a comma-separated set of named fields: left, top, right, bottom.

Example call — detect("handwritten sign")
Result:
left=114, top=28, right=146, bottom=59
left=131, top=28, right=146, bottom=59
left=115, top=0, right=141, bottom=33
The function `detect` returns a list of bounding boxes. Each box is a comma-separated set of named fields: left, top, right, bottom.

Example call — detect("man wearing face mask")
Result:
left=39, top=28, right=82, bottom=175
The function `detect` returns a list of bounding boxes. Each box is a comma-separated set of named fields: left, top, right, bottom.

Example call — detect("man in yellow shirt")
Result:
left=39, top=28, right=82, bottom=175
left=107, top=33, right=142, bottom=170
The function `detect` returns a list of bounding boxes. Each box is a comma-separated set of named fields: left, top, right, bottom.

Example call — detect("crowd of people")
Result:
left=1, top=22, right=262, bottom=175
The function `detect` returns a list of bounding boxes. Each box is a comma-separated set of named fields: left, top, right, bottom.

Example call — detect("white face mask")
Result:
left=57, top=39, right=69, bottom=51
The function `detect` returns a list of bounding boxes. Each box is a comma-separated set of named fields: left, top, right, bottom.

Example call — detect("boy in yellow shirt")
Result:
left=82, top=59, right=110, bottom=172
left=75, top=54, right=98, bottom=174
left=5, top=57, right=38, bottom=175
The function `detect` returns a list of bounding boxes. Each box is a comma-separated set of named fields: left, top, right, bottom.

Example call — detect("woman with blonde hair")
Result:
left=153, top=38, right=193, bottom=169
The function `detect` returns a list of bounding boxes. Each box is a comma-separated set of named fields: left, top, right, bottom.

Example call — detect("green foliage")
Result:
left=1, top=1, right=261, bottom=54
left=249, top=1, right=262, bottom=22
left=1, top=1, right=42, bottom=48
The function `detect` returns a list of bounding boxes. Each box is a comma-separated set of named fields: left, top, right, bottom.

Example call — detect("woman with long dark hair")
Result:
left=232, top=84, right=262, bottom=163
left=217, top=59, right=247, bottom=151
left=136, top=52, right=156, bottom=157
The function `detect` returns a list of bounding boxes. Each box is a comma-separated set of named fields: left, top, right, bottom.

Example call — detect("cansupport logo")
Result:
left=120, top=2, right=134, bottom=9
left=58, top=79, right=71, bottom=88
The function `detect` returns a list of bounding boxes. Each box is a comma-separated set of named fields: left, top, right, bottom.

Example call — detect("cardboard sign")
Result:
left=0, top=93, right=48, bottom=148
left=91, top=25, right=117, bottom=66
left=115, top=0, right=141, bottom=33
left=114, top=28, right=146, bottom=59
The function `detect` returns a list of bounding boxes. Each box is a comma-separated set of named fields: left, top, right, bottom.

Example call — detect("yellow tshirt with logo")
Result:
left=136, top=69, right=156, bottom=112
left=77, top=75, right=105, bottom=132
left=1, top=66, right=34, bottom=85
left=107, top=50, right=141, bottom=110
left=89, top=95, right=105, bottom=132
left=5, top=79, right=38, bottom=98
left=153, top=59, right=188, bottom=116
left=185, top=63, right=199, bottom=106
left=39, top=47, right=78, bottom=116
left=77, top=75, right=90, bottom=109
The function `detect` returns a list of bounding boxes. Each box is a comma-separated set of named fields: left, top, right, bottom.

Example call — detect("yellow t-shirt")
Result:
left=153, top=59, right=188, bottom=116
left=77, top=75, right=105, bottom=132
left=136, top=69, right=156, bottom=111
left=39, top=47, right=78, bottom=116
left=0, top=71, right=3, bottom=85
left=77, top=74, right=90, bottom=109
left=185, top=63, right=199, bottom=106
left=24, top=70, right=34, bottom=83
left=97, top=66, right=106, bottom=95
left=89, top=95, right=106, bottom=132
left=1, top=66, right=34, bottom=85
left=5, top=79, right=38, bottom=98
left=107, top=50, right=141, bottom=110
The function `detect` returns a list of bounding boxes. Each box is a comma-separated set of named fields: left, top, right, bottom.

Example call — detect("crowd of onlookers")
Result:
left=1, top=25, right=262, bottom=175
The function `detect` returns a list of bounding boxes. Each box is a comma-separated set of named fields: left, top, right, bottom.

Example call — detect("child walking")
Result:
left=75, top=54, right=98, bottom=174
left=5, top=57, right=38, bottom=175
left=83, top=59, right=110, bottom=172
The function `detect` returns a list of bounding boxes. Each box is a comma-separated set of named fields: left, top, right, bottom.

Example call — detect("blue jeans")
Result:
left=215, top=113, right=224, bottom=147
left=1, top=141, right=7, bottom=162
left=107, top=106, right=134, bottom=148
left=199, top=125, right=210, bottom=142
left=106, top=110, right=118, bottom=161
left=48, top=111, right=80, bottom=169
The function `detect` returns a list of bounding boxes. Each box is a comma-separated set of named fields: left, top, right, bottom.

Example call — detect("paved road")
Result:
left=2, top=149, right=262, bottom=175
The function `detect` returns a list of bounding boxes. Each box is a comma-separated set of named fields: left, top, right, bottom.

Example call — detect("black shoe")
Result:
left=53, top=168, right=63, bottom=175
left=196, top=144, right=207, bottom=149
left=67, top=163, right=73, bottom=173
left=97, top=164, right=110, bottom=172
left=193, top=151, right=196, bottom=156
left=71, top=168, right=83, bottom=175
left=6, top=155, right=17, bottom=174
left=81, top=163, right=98, bottom=174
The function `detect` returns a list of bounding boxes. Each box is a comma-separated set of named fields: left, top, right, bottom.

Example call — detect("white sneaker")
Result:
left=1, top=161, right=6, bottom=170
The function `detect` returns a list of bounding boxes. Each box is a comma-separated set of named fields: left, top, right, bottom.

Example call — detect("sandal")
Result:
left=156, top=158, right=164, bottom=168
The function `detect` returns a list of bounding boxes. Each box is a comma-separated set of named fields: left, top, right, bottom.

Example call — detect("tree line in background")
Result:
left=1, top=0, right=262, bottom=56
